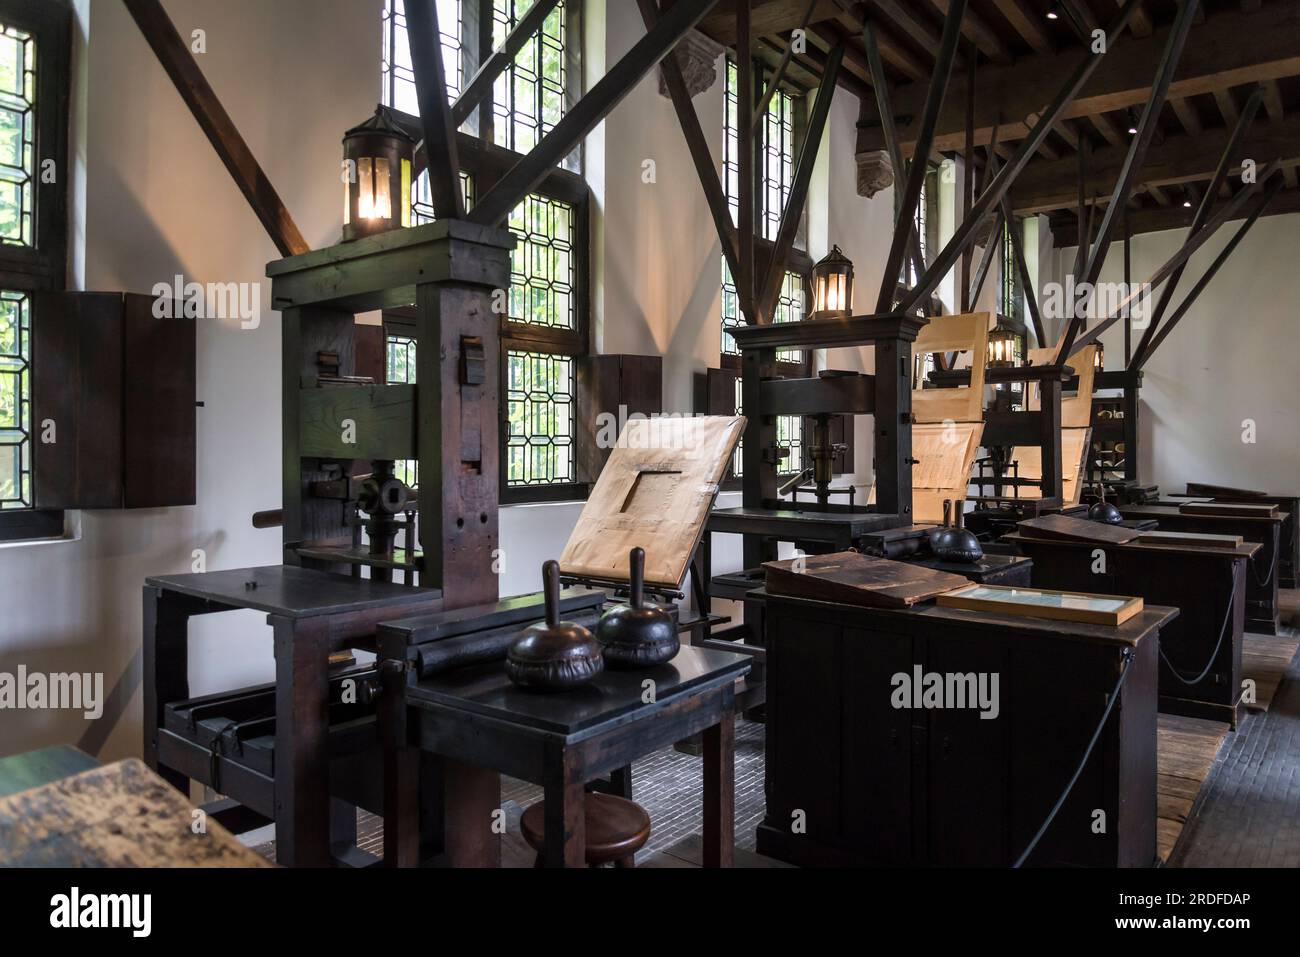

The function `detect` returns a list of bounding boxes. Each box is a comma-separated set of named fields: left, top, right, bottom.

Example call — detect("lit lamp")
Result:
left=987, top=326, right=1020, bottom=368
left=811, top=245, right=854, bottom=320
left=1094, top=342, right=1104, bottom=371
left=342, top=107, right=414, bottom=242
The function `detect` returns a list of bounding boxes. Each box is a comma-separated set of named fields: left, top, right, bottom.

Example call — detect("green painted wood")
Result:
left=299, top=384, right=416, bottom=460
left=0, top=746, right=99, bottom=800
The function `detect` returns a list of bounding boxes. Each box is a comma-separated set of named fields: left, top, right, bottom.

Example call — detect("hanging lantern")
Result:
left=342, top=107, right=414, bottom=242
left=811, top=245, right=854, bottom=320
left=1093, top=342, right=1104, bottom=371
left=987, top=326, right=1020, bottom=368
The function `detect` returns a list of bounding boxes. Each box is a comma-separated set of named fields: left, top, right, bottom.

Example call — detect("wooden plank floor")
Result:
left=1156, top=714, right=1230, bottom=863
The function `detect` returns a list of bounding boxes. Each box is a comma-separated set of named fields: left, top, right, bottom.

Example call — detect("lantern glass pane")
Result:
left=400, top=158, right=411, bottom=227
left=373, top=157, right=392, bottom=220
left=357, top=157, right=375, bottom=220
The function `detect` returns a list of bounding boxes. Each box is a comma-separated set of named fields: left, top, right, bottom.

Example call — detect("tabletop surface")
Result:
left=146, top=564, right=442, bottom=619
left=759, top=587, right=1178, bottom=648
left=1005, top=531, right=1259, bottom=559
left=0, top=758, right=272, bottom=867
left=709, top=506, right=902, bottom=532
left=1121, top=504, right=1287, bottom=525
left=407, top=645, right=751, bottom=736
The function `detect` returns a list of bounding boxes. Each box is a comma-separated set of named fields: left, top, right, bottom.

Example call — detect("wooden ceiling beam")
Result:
left=809, top=22, right=900, bottom=84
left=1011, top=112, right=1300, bottom=212
left=699, top=0, right=843, bottom=44
left=990, top=0, right=1054, bottom=54
left=1170, top=97, right=1203, bottom=135
left=784, top=32, right=872, bottom=97
left=406, top=0, right=464, bottom=220
left=859, top=0, right=956, bottom=61
left=1121, top=0, right=1154, bottom=37
left=1261, top=79, right=1285, bottom=121
left=927, top=0, right=1012, bottom=63
left=858, top=0, right=1300, bottom=155
left=1213, top=87, right=1240, bottom=125
left=1088, top=110, right=1126, bottom=145
left=1051, top=181, right=1299, bottom=242
left=122, top=0, right=309, bottom=256
left=827, top=3, right=930, bottom=81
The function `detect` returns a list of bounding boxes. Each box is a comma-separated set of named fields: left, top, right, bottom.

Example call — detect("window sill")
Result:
left=0, top=510, right=81, bottom=549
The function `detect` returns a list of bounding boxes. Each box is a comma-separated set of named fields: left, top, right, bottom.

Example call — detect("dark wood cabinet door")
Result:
left=33, top=292, right=195, bottom=509
left=841, top=625, right=913, bottom=863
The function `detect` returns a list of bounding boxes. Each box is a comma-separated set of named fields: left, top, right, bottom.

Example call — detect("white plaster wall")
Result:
left=1047, top=214, right=1300, bottom=493
left=0, top=0, right=379, bottom=760
left=0, top=1, right=911, bottom=760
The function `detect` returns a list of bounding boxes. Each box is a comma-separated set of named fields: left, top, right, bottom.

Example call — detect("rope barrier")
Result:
left=1012, top=648, right=1134, bottom=868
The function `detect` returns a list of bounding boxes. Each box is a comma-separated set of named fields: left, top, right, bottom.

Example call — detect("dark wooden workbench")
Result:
left=1119, top=504, right=1285, bottom=634
left=756, top=588, right=1177, bottom=867
left=1005, top=531, right=1257, bottom=725
left=386, top=645, right=750, bottom=867
left=143, top=564, right=440, bottom=867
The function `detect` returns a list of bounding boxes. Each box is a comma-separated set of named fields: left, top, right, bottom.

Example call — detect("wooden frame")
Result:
left=0, top=0, right=71, bottom=542
left=938, top=583, right=1145, bottom=627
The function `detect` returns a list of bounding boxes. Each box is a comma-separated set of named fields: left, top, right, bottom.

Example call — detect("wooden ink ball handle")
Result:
left=629, top=546, right=645, bottom=610
left=543, top=558, right=561, bottom=628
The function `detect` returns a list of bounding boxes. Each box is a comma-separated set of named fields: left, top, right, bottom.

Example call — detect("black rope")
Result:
left=207, top=719, right=240, bottom=794
left=1012, top=648, right=1135, bottom=869
left=1158, top=562, right=1240, bottom=687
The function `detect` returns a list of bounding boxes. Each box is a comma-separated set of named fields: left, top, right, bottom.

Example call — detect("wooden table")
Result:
left=388, top=645, right=750, bottom=867
left=0, top=757, right=272, bottom=867
left=143, top=564, right=440, bottom=866
left=1170, top=489, right=1299, bottom=589
left=1119, top=505, right=1285, bottom=634
left=1006, top=531, right=1257, bottom=725
left=758, top=589, right=1177, bottom=867
left=0, top=745, right=99, bottom=799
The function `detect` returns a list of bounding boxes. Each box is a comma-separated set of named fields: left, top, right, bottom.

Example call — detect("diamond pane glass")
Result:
left=382, top=0, right=463, bottom=115
left=505, top=349, right=574, bottom=486
left=0, top=290, right=31, bottom=508
left=493, top=0, right=567, bottom=158
left=722, top=58, right=800, bottom=352
left=385, top=333, right=419, bottom=488
left=0, top=24, right=35, bottom=248
left=507, top=192, right=574, bottom=330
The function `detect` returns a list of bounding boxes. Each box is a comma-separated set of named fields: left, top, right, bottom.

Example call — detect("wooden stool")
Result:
left=520, top=792, right=651, bottom=868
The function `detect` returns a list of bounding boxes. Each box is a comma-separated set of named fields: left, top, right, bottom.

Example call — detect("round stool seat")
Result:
left=520, top=792, right=651, bottom=867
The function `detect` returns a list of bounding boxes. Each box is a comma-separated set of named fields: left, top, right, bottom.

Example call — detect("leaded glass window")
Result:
left=386, top=333, right=418, bottom=489
left=0, top=22, right=35, bottom=248
left=1000, top=219, right=1024, bottom=323
left=411, top=169, right=474, bottom=226
left=776, top=413, right=803, bottom=476
left=505, top=349, right=574, bottom=487
left=506, top=192, right=574, bottom=330
left=0, top=289, right=30, bottom=508
left=492, top=0, right=567, bottom=156
left=721, top=58, right=805, bottom=358
left=382, top=0, right=463, bottom=115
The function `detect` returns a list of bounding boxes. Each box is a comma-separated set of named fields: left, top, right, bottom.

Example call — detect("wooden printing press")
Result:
left=697, top=312, right=1037, bottom=699
left=678, top=309, right=1174, bottom=866
left=142, top=229, right=751, bottom=866
left=145, top=219, right=518, bottom=866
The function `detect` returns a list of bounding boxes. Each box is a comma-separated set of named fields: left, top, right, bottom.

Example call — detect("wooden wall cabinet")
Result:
left=576, top=354, right=662, bottom=483
left=33, top=292, right=196, bottom=510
